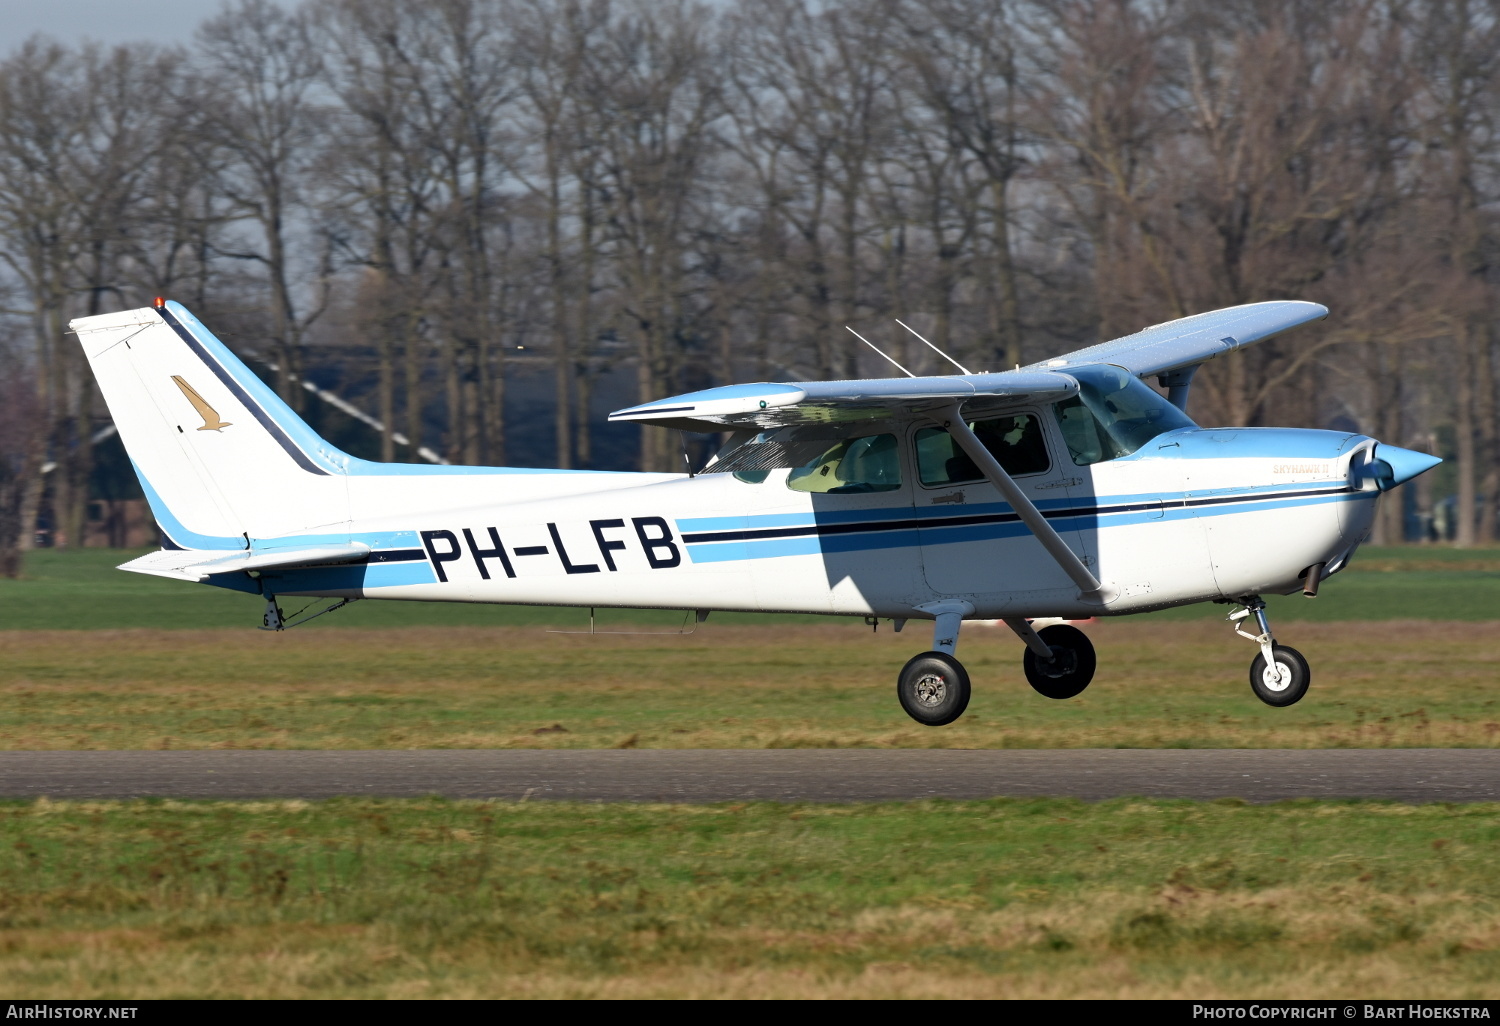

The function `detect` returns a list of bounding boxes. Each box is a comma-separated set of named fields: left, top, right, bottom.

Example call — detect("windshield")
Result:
left=1054, top=365, right=1195, bottom=466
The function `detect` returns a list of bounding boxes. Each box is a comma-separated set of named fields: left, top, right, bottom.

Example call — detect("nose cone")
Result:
left=1372, top=444, right=1442, bottom=489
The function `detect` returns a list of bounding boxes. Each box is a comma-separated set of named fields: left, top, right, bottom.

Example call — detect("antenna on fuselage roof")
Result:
left=846, top=326, right=916, bottom=377
left=895, top=318, right=973, bottom=376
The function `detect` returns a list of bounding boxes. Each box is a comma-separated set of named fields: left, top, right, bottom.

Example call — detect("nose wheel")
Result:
left=1231, top=597, right=1311, bottom=707
left=1250, top=645, right=1310, bottom=706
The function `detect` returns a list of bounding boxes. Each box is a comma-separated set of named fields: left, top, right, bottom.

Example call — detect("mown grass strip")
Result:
left=4, top=622, right=1499, bottom=750
left=1, top=797, right=1497, bottom=998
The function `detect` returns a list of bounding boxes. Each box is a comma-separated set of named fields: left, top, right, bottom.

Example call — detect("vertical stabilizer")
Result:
left=71, top=302, right=351, bottom=550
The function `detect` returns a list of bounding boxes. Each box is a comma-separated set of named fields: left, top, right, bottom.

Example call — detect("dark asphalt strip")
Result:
left=0, top=749, right=1496, bottom=803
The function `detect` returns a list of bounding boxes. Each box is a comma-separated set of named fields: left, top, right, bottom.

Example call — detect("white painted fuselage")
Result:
left=240, top=419, right=1377, bottom=622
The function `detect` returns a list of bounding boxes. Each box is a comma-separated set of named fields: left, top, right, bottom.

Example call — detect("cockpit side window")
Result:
left=786, top=433, right=902, bottom=493
left=1054, top=365, right=1195, bottom=466
left=914, top=414, right=1050, bottom=486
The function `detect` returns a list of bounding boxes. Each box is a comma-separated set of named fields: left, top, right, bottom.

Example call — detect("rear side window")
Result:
left=786, top=434, right=902, bottom=493
left=915, top=414, right=1050, bottom=486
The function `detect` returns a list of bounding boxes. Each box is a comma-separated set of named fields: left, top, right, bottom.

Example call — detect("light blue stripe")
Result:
left=363, top=562, right=438, bottom=587
left=695, top=483, right=1349, bottom=536
left=677, top=512, right=813, bottom=532
left=132, top=460, right=244, bottom=550
left=253, top=530, right=422, bottom=553
left=683, top=491, right=1363, bottom=563
left=133, top=459, right=427, bottom=555
left=687, top=537, right=824, bottom=563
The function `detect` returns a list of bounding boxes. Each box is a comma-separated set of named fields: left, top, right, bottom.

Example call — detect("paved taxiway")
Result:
left=1, top=749, right=1497, bottom=802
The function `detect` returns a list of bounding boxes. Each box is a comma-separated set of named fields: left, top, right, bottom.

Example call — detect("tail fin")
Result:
left=72, top=301, right=351, bottom=550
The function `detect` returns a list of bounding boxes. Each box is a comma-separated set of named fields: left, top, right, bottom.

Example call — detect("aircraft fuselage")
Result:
left=241, top=421, right=1376, bottom=622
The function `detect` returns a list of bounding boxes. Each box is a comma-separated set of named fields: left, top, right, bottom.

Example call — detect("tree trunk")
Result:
left=1477, top=325, right=1498, bottom=543
left=1455, top=329, right=1476, bottom=548
left=549, top=161, right=571, bottom=468
left=992, top=179, right=1021, bottom=371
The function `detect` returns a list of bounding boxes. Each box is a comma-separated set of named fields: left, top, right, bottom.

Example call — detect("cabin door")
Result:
left=913, top=409, right=1090, bottom=602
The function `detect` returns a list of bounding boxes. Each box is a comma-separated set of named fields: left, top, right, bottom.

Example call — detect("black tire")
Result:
left=1023, top=624, right=1097, bottom=700
left=896, top=651, right=971, bottom=726
left=1249, top=644, right=1310, bottom=707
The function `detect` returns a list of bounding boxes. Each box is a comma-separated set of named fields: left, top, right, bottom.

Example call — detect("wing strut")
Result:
left=936, top=403, right=1117, bottom=605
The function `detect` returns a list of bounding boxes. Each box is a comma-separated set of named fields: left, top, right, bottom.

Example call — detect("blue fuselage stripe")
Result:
left=680, top=485, right=1360, bottom=562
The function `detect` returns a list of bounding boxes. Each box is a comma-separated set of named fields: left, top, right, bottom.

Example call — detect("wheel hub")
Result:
left=1261, top=661, right=1292, bottom=692
left=1039, top=646, right=1078, bottom=679
left=913, top=672, right=948, bottom=707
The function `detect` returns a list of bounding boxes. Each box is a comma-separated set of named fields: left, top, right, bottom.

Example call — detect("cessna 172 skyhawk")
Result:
left=72, top=298, right=1439, bottom=726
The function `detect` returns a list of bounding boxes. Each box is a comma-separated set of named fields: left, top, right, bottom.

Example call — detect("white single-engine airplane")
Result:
left=72, top=299, right=1439, bottom=726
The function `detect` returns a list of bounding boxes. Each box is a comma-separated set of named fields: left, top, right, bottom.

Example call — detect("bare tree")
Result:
left=583, top=0, right=724, bottom=472
left=192, top=0, right=329, bottom=408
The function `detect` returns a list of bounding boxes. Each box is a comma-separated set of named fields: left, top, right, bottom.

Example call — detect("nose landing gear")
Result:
left=1230, top=597, right=1310, bottom=707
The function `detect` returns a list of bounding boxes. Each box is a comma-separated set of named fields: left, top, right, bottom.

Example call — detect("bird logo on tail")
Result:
left=171, top=375, right=232, bottom=431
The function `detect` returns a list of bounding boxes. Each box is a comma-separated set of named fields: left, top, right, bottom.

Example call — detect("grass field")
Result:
left=4, top=545, right=1500, bottom=630
left=5, top=548, right=1500, bottom=999
left=2, top=797, right=1497, bottom=998
left=2, top=621, right=1498, bottom=750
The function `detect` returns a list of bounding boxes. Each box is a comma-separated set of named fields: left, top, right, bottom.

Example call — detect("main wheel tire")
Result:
left=1249, top=644, right=1310, bottom=707
left=1023, top=624, right=1097, bottom=700
left=897, top=651, right=971, bottom=726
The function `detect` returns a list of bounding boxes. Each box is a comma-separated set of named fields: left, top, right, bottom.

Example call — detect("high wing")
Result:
left=608, top=371, right=1079, bottom=434
left=1024, top=300, right=1328, bottom=380
left=610, top=300, right=1326, bottom=434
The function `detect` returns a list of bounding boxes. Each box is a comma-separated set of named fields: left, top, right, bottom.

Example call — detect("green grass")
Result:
left=6, top=546, right=1500, bottom=630
left=4, top=621, right=1499, bottom=750
left=2, top=797, right=1497, bottom=998
left=5, top=550, right=1498, bottom=998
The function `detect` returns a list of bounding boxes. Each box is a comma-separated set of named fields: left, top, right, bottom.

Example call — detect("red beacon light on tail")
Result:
left=153, top=296, right=166, bottom=309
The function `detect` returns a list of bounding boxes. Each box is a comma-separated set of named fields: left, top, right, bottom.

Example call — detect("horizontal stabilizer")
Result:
left=119, top=543, right=372, bottom=582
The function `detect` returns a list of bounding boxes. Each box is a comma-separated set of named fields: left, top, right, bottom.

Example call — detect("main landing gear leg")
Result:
left=896, top=601, right=973, bottom=727
left=1231, top=596, right=1310, bottom=707
left=261, top=596, right=285, bottom=631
